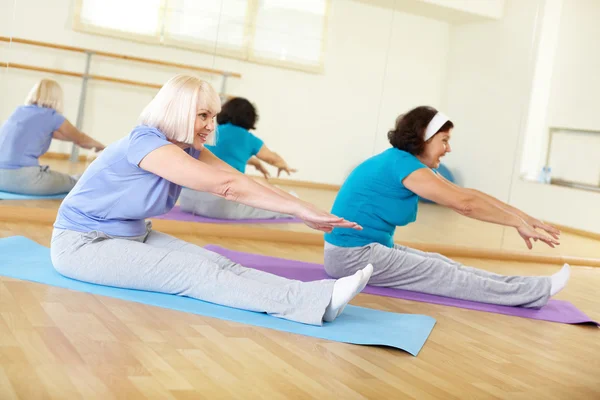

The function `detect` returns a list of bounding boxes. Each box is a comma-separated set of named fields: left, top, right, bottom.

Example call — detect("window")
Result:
left=75, top=0, right=163, bottom=42
left=74, top=0, right=329, bottom=72
left=251, top=0, right=328, bottom=69
left=546, top=128, right=600, bottom=189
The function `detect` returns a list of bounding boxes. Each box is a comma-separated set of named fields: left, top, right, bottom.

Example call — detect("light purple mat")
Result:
left=205, top=245, right=599, bottom=326
left=152, top=206, right=302, bottom=224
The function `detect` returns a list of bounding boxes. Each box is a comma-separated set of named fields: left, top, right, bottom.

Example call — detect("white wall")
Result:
left=519, top=0, right=562, bottom=180
left=0, top=0, right=450, bottom=185
left=440, top=0, right=600, bottom=233
left=424, top=0, right=505, bottom=19
left=547, top=0, right=600, bottom=132
left=441, top=0, right=541, bottom=200
left=388, top=0, right=504, bottom=23
left=510, top=0, right=600, bottom=233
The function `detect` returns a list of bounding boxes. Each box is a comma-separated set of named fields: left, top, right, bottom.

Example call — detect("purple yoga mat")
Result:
left=153, top=205, right=302, bottom=224
left=205, top=245, right=599, bottom=326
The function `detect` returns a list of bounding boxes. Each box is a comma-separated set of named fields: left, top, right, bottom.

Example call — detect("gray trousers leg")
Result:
left=51, top=225, right=334, bottom=325
left=324, top=242, right=551, bottom=308
left=0, top=165, right=76, bottom=195
left=179, top=188, right=293, bottom=220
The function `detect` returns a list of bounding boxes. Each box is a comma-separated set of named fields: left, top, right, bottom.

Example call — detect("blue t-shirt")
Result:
left=0, top=105, right=66, bottom=169
left=205, top=123, right=264, bottom=173
left=324, top=148, right=428, bottom=248
left=54, top=125, right=200, bottom=237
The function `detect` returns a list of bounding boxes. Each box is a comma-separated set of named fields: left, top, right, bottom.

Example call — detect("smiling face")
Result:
left=191, top=108, right=217, bottom=150
left=417, top=128, right=453, bottom=169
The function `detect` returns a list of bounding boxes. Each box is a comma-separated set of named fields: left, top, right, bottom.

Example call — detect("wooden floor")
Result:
left=0, top=158, right=599, bottom=398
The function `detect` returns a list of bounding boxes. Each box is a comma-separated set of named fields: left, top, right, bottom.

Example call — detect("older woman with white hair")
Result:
left=0, top=79, right=105, bottom=195
left=50, top=74, right=372, bottom=325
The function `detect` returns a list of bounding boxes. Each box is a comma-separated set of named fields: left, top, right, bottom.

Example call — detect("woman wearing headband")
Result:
left=323, top=105, right=569, bottom=308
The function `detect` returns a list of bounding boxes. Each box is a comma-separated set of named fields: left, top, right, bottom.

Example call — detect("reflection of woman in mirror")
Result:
left=180, top=97, right=298, bottom=219
left=51, top=74, right=371, bottom=325
left=0, top=78, right=105, bottom=195
left=324, top=106, right=570, bottom=308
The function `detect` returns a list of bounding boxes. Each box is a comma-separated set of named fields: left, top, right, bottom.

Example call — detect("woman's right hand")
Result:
left=253, top=161, right=271, bottom=180
left=81, top=138, right=105, bottom=152
left=516, top=221, right=560, bottom=249
left=297, top=206, right=362, bottom=233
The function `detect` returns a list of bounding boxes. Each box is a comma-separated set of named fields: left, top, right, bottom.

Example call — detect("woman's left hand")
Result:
left=253, top=162, right=271, bottom=180
left=516, top=221, right=560, bottom=249
left=524, top=216, right=561, bottom=240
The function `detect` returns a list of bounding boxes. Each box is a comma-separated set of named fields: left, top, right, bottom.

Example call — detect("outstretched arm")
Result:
left=53, top=120, right=105, bottom=151
left=141, top=145, right=361, bottom=233
left=403, top=168, right=559, bottom=249
left=436, top=173, right=560, bottom=239
left=247, top=156, right=271, bottom=180
left=200, top=147, right=320, bottom=213
left=256, top=145, right=297, bottom=177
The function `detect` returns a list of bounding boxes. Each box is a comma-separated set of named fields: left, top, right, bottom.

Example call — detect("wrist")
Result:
left=511, top=215, right=526, bottom=229
left=287, top=199, right=306, bottom=218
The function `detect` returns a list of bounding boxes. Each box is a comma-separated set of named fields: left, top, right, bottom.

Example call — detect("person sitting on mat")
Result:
left=324, top=105, right=570, bottom=309
left=179, top=97, right=298, bottom=220
left=51, top=74, right=372, bottom=326
left=0, top=78, right=105, bottom=196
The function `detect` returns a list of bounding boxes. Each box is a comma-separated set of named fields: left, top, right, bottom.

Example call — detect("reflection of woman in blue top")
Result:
left=51, top=74, right=372, bottom=326
left=180, top=98, right=298, bottom=220
left=324, top=106, right=570, bottom=309
left=0, top=79, right=105, bottom=195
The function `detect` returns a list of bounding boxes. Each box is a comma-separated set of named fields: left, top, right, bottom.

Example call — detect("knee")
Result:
left=323, top=255, right=350, bottom=279
left=50, top=243, right=81, bottom=279
left=179, top=197, right=193, bottom=213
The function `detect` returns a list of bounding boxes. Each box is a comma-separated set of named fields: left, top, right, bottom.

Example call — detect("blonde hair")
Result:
left=24, top=79, right=64, bottom=113
left=139, top=74, right=222, bottom=144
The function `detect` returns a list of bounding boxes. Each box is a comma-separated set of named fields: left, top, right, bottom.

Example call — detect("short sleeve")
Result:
left=187, top=146, right=201, bottom=160
left=395, top=152, right=429, bottom=186
left=126, top=127, right=172, bottom=166
left=48, top=109, right=66, bottom=131
left=247, top=131, right=264, bottom=156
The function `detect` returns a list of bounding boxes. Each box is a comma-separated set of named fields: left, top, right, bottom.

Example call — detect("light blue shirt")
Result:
left=0, top=105, right=65, bottom=169
left=205, top=123, right=264, bottom=173
left=324, top=148, right=429, bottom=248
left=54, top=125, right=200, bottom=237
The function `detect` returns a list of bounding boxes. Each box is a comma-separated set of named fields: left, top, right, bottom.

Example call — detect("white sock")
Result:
left=323, top=264, right=373, bottom=322
left=550, top=263, right=571, bottom=296
left=334, top=263, right=374, bottom=319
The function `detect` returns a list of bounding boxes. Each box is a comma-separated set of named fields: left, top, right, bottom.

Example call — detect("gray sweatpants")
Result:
left=179, top=188, right=293, bottom=220
left=0, top=165, right=76, bottom=195
left=324, top=242, right=551, bottom=308
left=50, top=222, right=334, bottom=325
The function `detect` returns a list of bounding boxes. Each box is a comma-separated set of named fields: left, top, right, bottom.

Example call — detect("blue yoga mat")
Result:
left=0, top=236, right=436, bottom=356
left=0, top=190, right=67, bottom=200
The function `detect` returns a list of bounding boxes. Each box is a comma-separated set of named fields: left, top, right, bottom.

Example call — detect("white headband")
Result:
left=424, top=112, right=449, bottom=141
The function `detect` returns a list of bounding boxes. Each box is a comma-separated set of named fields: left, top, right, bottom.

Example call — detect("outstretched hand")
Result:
left=276, top=164, right=298, bottom=177
left=81, top=139, right=105, bottom=152
left=253, top=162, right=271, bottom=180
left=517, top=221, right=560, bottom=249
left=524, top=216, right=561, bottom=240
left=297, top=207, right=362, bottom=233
